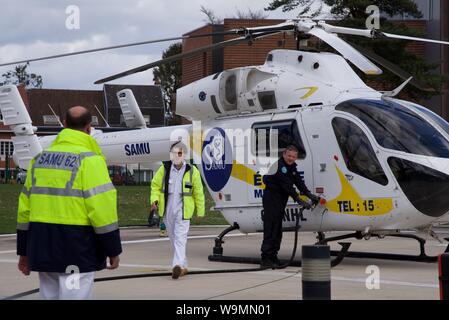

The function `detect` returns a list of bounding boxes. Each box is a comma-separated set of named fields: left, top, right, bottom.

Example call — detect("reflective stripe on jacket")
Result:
left=17, top=128, right=122, bottom=273
left=150, top=162, right=205, bottom=220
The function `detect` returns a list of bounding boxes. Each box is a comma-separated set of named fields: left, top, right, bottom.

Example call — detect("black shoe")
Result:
left=272, top=257, right=281, bottom=267
left=260, top=258, right=276, bottom=269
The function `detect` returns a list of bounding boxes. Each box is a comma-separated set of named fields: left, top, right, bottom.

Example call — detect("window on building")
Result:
left=332, top=117, right=388, bottom=186
left=0, top=140, right=14, bottom=157
left=43, top=115, right=61, bottom=125
left=252, top=119, right=306, bottom=158
left=91, top=116, right=99, bottom=126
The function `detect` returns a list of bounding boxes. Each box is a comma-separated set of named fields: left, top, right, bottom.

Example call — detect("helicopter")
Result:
left=2, top=18, right=449, bottom=264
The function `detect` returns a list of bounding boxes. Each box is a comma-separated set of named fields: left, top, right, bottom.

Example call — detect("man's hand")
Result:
left=308, top=193, right=321, bottom=206
left=18, top=256, right=30, bottom=276
left=296, top=198, right=312, bottom=210
left=150, top=202, right=158, bottom=212
left=107, top=256, right=120, bottom=270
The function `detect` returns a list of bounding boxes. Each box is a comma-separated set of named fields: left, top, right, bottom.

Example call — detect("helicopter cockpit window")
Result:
left=336, top=99, right=449, bottom=158
left=252, top=119, right=306, bottom=158
left=332, top=117, right=388, bottom=186
left=406, top=103, right=449, bottom=138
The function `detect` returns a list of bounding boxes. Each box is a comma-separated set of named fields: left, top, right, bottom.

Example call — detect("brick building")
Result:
left=0, top=84, right=164, bottom=180
left=443, top=1, right=449, bottom=120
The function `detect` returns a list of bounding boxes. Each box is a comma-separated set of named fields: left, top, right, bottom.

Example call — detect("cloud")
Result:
left=0, top=34, right=160, bottom=89
left=0, top=0, right=331, bottom=89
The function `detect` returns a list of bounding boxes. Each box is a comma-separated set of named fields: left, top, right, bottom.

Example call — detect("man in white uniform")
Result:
left=150, top=142, right=205, bottom=279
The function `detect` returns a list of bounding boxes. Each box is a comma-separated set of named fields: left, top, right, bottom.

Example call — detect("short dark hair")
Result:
left=284, top=144, right=299, bottom=154
left=65, top=108, right=92, bottom=130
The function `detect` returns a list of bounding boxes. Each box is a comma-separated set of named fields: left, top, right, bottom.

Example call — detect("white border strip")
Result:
left=122, top=233, right=259, bottom=244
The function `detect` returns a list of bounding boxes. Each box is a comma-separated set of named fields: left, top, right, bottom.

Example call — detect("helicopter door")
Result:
left=249, top=118, right=311, bottom=204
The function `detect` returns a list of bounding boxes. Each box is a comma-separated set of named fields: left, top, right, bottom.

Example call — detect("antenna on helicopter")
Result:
left=92, top=104, right=110, bottom=128
left=47, top=104, right=63, bottom=127
left=381, top=77, right=413, bottom=98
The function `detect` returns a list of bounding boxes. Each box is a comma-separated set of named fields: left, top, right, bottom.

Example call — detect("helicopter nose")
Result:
left=388, top=157, right=449, bottom=218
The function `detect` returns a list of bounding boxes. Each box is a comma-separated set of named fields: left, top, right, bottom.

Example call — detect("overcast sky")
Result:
left=0, top=0, right=332, bottom=90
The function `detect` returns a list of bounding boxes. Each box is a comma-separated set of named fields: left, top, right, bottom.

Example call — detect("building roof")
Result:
left=22, top=85, right=165, bottom=127
left=27, top=88, right=105, bottom=126
left=103, top=84, right=165, bottom=127
left=103, top=84, right=164, bottom=109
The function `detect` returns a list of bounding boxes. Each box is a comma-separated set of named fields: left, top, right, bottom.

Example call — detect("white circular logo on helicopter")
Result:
left=202, top=127, right=233, bottom=192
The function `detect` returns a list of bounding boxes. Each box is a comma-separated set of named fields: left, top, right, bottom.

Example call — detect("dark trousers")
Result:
left=261, top=190, right=287, bottom=260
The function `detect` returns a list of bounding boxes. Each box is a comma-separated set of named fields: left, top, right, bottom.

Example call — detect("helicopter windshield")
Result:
left=335, top=99, right=449, bottom=158
left=388, top=157, right=449, bottom=217
left=402, top=102, right=449, bottom=138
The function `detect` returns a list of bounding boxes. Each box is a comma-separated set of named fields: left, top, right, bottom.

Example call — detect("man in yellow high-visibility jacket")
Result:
left=150, top=141, right=205, bottom=279
left=17, top=106, right=122, bottom=300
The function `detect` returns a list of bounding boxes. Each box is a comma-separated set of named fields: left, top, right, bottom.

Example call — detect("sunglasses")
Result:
left=171, top=151, right=183, bottom=157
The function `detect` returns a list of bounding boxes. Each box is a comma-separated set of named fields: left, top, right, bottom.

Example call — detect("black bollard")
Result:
left=439, top=253, right=449, bottom=300
left=301, top=245, right=331, bottom=300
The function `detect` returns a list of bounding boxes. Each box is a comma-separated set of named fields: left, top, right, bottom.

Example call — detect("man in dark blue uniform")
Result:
left=261, top=145, right=320, bottom=268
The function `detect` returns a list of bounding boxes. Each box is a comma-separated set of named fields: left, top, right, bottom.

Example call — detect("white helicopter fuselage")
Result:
left=4, top=49, right=449, bottom=234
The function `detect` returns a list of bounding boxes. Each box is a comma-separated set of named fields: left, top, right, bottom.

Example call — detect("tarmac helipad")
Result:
left=0, top=226, right=447, bottom=300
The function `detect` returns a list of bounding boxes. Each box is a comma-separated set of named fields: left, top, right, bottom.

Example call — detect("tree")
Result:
left=265, top=0, right=325, bottom=17
left=200, top=6, right=269, bottom=25
left=1, top=63, right=43, bottom=88
left=234, top=8, right=269, bottom=19
left=265, top=0, right=448, bottom=100
left=265, top=0, right=422, bottom=18
left=200, top=5, right=223, bottom=24
left=153, top=42, right=182, bottom=115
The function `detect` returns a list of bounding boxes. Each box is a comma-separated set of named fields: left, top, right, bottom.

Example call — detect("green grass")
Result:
left=0, top=184, right=21, bottom=234
left=0, top=184, right=227, bottom=234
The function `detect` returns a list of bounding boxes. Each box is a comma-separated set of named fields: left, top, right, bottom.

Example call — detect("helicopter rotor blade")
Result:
left=307, top=26, right=383, bottom=75
left=316, top=21, right=449, bottom=46
left=347, top=41, right=435, bottom=92
left=94, top=30, right=284, bottom=84
left=381, top=32, right=449, bottom=46
left=0, top=22, right=296, bottom=68
left=0, top=30, right=247, bottom=68
left=230, top=21, right=296, bottom=35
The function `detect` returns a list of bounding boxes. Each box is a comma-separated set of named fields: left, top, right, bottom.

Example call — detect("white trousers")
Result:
left=164, top=209, right=190, bottom=268
left=39, top=272, right=94, bottom=300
